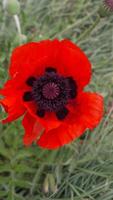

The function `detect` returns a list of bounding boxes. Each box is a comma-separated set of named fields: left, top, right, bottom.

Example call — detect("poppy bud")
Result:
left=48, top=174, right=57, bottom=193
left=5, top=0, right=20, bottom=15
left=43, top=175, right=49, bottom=194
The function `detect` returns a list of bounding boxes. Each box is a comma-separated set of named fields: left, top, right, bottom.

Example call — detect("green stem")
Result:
left=13, top=14, right=21, bottom=35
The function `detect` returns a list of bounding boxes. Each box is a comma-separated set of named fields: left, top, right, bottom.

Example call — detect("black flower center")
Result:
left=23, top=67, right=77, bottom=120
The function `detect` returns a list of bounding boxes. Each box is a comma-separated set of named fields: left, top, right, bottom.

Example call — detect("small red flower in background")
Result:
left=0, top=39, right=104, bottom=149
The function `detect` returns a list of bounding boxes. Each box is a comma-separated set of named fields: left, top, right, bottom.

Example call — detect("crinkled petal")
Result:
left=37, top=92, right=103, bottom=149
left=9, top=39, right=60, bottom=80
left=9, top=39, right=91, bottom=91
left=71, top=92, right=104, bottom=130
left=23, top=101, right=62, bottom=132
left=0, top=97, right=25, bottom=123
left=0, top=87, right=26, bottom=123
left=58, top=39, right=92, bottom=90
left=22, top=112, right=44, bottom=146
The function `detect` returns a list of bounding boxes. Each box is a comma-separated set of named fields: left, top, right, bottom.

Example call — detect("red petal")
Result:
left=22, top=112, right=44, bottom=146
left=58, top=39, right=91, bottom=90
left=9, top=39, right=60, bottom=80
left=37, top=125, right=69, bottom=149
left=71, top=92, right=104, bottom=130
left=0, top=86, right=26, bottom=123
left=0, top=97, right=25, bottom=123
left=23, top=101, right=62, bottom=132
left=0, top=75, right=30, bottom=95
left=37, top=92, right=103, bottom=149
left=9, top=39, right=91, bottom=91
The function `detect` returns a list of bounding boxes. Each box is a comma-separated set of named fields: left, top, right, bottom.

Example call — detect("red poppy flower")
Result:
left=0, top=39, right=104, bottom=149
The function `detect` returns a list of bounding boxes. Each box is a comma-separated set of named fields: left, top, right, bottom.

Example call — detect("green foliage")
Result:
left=0, top=0, right=113, bottom=199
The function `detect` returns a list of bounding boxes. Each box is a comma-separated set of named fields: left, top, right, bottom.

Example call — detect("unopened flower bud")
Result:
left=5, top=0, right=20, bottom=15
left=43, top=175, right=49, bottom=194
left=48, top=174, right=57, bottom=193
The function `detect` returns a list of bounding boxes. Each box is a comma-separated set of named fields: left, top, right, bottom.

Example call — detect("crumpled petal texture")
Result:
left=0, top=39, right=104, bottom=149
left=37, top=92, right=104, bottom=149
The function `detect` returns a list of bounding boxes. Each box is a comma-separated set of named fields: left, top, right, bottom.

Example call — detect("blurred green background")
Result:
left=0, top=0, right=113, bottom=199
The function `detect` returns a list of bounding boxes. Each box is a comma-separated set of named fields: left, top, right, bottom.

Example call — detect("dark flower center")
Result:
left=23, top=67, right=77, bottom=120
left=42, top=82, right=60, bottom=100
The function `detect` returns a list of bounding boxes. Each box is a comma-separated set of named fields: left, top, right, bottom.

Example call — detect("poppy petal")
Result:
left=9, top=39, right=60, bottom=80
left=9, top=39, right=91, bottom=92
left=71, top=92, right=104, bottom=130
left=0, top=98, right=25, bottom=123
left=0, top=75, right=32, bottom=123
left=0, top=87, right=26, bottom=123
left=22, top=113, right=44, bottom=146
left=37, top=92, right=103, bottom=149
left=58, top=39, right=91, bottom=90
left=23, top=101, right=62, bottom=132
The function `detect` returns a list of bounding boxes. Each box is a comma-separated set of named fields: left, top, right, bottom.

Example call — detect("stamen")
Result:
left=45, top=67, right=57, bottom=73
left=23, top=91, right=33, bottom=101
left=26, top=76, right=36, bottom=87
left=56, top=107, right=69, bottom=120
left=25, top=69, right=77, bottom=120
